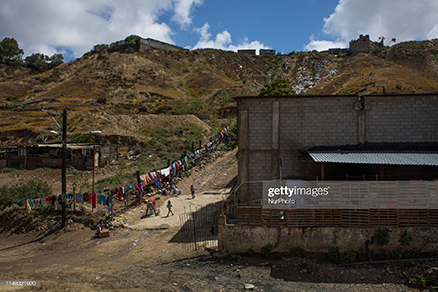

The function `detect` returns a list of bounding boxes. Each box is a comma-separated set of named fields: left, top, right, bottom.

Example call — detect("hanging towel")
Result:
left=91, top=193, right=97, bottom=209
left=76, top=193, right=83, bottom=204
left=117, top=187, right=123, bottom=199
left=160, top=167, right=171, bottom=177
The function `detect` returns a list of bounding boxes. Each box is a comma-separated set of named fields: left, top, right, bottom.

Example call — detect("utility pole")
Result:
left=61, top=109, right=67, bottom=228
left=43, top=108, right=67, bottom=228
left=91, top=131, right=101, bottom=194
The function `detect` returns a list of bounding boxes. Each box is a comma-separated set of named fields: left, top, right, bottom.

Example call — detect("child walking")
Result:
left=167, top=200, right=174, bottom=217
left=191, top=185, right=195, bottom=199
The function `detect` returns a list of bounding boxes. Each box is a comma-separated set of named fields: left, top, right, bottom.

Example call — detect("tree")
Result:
left=259, top=78, right=296, bottom=96
left=125, top=34, right=141, bottom=49
left=25, top=53, right=49, bottom=72
left=49, top=53, right=64, bottom=68
left=25, top=53, right=64, bottom=72
left=0, top=37, right=24, bottom=62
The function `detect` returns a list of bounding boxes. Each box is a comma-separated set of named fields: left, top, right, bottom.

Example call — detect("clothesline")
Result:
left=22, top=126, right=233, bottom=212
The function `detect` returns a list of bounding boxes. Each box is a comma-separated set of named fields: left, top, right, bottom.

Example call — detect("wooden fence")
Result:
left=236, top=205, right=438, bottom=227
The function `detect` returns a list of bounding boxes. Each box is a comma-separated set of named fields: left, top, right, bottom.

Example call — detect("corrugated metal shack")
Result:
left=0, top=143, right=110, bottom=170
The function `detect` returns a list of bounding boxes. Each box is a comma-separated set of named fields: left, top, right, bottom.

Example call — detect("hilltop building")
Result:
left=96, top=37, right=186, bottom=53
left=349, top=34, right=370, bottom=56
left=139, top=38, right=184, bottom=52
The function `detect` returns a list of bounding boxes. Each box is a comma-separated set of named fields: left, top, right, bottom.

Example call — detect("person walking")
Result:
left=191, top=185, right=195, bottom=199
left=146, top=199, right=157, bottom=216
left=166, top=200, right=174, bottom=217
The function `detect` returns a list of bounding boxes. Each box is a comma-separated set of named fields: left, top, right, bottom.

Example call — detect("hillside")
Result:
left=1, top=39, right=438, bottom=146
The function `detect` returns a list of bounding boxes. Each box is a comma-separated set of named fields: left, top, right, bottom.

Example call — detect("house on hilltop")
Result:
left=349, top=34, right=370, bottom=56
left=139, top=38, right=185, bottom=52
left=95, top=37, right=186, bottom=53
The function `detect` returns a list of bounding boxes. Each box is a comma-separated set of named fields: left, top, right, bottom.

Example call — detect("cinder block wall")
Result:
left=237, top=94, right=438, bottom=203
left=218, top=219, right=438, bottom=254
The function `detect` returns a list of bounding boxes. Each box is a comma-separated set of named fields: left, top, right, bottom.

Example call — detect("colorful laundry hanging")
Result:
left=76, top=193, right=83, bottom=204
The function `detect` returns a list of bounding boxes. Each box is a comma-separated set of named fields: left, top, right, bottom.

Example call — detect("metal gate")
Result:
left=177, top=204, right=219, bottom=251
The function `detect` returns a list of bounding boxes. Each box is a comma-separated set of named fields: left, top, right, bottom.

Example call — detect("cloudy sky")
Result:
left=1, top=0, right=438, bottom=62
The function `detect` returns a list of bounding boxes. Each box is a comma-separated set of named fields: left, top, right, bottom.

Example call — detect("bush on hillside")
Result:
left=0, top=178, right=52, bottom=207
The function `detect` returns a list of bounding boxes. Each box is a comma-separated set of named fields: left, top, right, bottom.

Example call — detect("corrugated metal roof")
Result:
left=308, top=151, right=438, bottom=166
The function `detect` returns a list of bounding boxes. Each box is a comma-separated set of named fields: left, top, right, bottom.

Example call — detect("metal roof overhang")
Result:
left=308, top=151, right=438, bottom=166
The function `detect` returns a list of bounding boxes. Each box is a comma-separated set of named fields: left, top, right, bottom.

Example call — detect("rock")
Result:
left=244, top=283, right=255, bottom=290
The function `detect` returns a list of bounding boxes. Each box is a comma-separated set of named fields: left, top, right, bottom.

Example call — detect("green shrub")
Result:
left=222, top=254, right=241, bottom=261
left=38, top=204, right=56, bottom=216
left=328, top=247, right=341, bottom=264
left=290, top=246, right=307, bottom=258
left=399, top=230, right=413, bottom=247
left=0, top=178, right=52, bottom=207
left=375, top=228, right=392, bottom=246
left=328, top=247, right=357, bottom=264
left=261, top=243, right=273, bottom=257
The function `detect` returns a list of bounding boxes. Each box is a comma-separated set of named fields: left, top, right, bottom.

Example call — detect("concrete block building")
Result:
left=236, top=93, right=438, bottom=203
left=218, top=93, right=438, bottom=254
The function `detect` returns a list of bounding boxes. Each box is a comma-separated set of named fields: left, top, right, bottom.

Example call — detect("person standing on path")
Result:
left=166, top=200, right=174, bottom=217
left=191, top=185, right=195, bottom=199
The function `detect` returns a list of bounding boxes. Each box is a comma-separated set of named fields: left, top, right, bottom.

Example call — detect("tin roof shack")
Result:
left=0, top=143, right=101, bottom=170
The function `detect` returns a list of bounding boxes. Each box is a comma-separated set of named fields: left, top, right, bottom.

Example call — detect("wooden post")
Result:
left=136, top=170, right=141, bottom=205
left=24, top=146, right=27, bottom=169
left=73, top=186, right=76, bottom=212
left=321, top=163, right=325, bottom=181
left=61, top=109, right=67, bottom=227
left=126, top=189, right=129, bottom=211
left=380, top=165, right=384, bottom=180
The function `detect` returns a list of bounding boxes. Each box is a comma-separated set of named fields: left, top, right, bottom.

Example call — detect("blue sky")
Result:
left=1, top=0, right=438, bottom=62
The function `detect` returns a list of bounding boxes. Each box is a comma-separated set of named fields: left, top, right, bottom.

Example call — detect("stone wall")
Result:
left=218, top=216, right=438, bottom=253
left=237, top=93, right=438, bottom=202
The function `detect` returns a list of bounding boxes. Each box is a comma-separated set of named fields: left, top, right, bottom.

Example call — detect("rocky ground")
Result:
left=0, top=149, right=437, bottom=291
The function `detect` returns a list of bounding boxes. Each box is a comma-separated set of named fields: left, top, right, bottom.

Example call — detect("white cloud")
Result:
left=192, top=22, right=270, bottom=53
left=306, top=0, right=438, bottom=51
left=0, top=0, right=202, bottom=60
left=172, top=0, right=204, bottom=28
left=305, top=35, right=346, bottom=51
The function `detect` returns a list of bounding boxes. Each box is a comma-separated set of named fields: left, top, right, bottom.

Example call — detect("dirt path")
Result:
left=128, top=189, right=229, bottom=230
